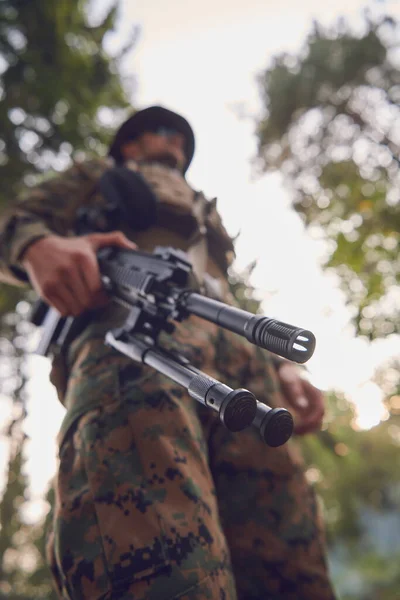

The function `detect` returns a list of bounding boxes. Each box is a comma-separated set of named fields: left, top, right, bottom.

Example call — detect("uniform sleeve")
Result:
left=0, top=159, right=106, bottom=287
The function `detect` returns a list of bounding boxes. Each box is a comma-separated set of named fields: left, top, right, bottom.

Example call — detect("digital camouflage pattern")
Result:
left=45, top=316, right=336, bottom=600
left=0, top=159, right=109, bottom=286
left=0, top=159, right=337, bottom=599
left=0, top=158, right=235, bottom=288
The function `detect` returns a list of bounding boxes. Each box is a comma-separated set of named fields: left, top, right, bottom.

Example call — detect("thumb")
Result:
left=87, top=230, right=137, bottom=252
left=278, top=364, right=309, bottom=411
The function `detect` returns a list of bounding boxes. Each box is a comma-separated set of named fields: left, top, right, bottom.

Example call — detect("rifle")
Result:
left=29, top=168, right=316, bottom=448
left=30, top=241, right=316, bottom=448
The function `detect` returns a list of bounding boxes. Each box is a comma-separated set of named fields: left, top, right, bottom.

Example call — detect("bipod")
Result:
left=105, top=309, right=294, bottom=447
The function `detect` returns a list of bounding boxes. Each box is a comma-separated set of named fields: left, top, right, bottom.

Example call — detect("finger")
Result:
left=87, top=231, right=137, bottom=252
left=293, top=408, right=324, bottom=434
left=284, top=383, right=309, bottom=412
left=44, top=291, right=70, bottom=317
left=57, top=282, right=86, bottom=316
left=78, top=251, right=104, bottom=301
left=301, top=379, right=325, bottom=415
left=294, top=409, right=325, bottom=435
left=64, top=266, right=93, bottom=311
left=47, top=287, right=79, bottom=316
left=77, top=251, right=113, bottom=309
left=293, top=389, right=325, bottom=435
left=278, top=367, right=308, bottom=411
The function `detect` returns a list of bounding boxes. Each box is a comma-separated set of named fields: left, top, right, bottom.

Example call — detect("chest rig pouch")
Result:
left=77, top=160, right=235, bottom=281
left=127, top=161, right=235, bottom=276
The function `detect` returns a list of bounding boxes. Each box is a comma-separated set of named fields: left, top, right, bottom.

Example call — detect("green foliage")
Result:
left=297, top=389, right=400, bottom=598
left=0, top=0, right=134, bottom=201
left=256, top=13, right=400, bottom=339
left=0, top=1, right=136, bottom=595
left=227, top=259, right=263, bottom=313
left=256, top=14, right=400, bottom=595
left=0, top=305, right=57, bottom=598
left=0, top=0, right=136, bottom=315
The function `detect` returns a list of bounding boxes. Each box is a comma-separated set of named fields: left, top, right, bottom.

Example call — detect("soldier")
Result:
left=0, top=106, right=336, bottom=599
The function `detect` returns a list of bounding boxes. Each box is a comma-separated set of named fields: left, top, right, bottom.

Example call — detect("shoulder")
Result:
left=18, top=157, right=112, bottom=200
left=72, top=156, right=113, bottom=181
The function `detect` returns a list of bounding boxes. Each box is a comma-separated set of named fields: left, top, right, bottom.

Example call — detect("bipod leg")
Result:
left=105, top=331, right=293, bottom=447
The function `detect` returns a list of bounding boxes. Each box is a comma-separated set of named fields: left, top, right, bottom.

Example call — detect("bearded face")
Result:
left=121, top=130, right=187, bottom=172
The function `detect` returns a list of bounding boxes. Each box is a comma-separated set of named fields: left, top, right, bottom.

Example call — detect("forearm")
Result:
left=0, top=214, right=54, bottom=286
left=0, top=159, right=107, bottom=288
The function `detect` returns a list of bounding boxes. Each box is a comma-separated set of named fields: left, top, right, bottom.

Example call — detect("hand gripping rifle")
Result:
left=30, top=168, right=316, bottom=448
left=31, top=242, right=316, bottom=448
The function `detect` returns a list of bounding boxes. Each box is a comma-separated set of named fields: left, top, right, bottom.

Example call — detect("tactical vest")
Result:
left=77, top=159, right=236, bottom=297
left=50, top=158, right=237, bottom=407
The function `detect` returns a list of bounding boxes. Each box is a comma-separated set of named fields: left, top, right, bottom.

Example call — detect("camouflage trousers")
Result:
left=47, top=316, right=337, bottom=600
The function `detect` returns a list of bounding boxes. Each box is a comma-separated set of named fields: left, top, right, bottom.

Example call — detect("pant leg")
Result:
left=47, top=336, right=237, bottom=600
left=199, top=329, right=337, bottom=600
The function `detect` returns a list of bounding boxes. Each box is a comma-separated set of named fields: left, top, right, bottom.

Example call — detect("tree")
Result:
left=255, top=13, right=400, bottom=340
left=0, top=1, right=137, bottom=595
left=228, top=259, right=263, bottom=314
left=0, top=303, right=59, bottom=599
left=255, top=13, right=400, bottom=597
left=297, top=385, right=400, bottom=599
left=0, top=0, right=137, bottom=314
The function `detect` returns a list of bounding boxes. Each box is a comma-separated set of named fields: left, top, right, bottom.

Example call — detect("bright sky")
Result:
left=1, top=0, right=400, bottom=518
left=108, top=0, right=400, bottom=404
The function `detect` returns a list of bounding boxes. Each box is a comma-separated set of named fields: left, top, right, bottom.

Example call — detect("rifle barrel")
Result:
left=182, top=293, right=316, bottom=363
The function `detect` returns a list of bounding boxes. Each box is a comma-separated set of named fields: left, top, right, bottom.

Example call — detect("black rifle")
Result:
left=29, top=167, right=316, bottom=448
left=30, top=242, right=317, bottom=448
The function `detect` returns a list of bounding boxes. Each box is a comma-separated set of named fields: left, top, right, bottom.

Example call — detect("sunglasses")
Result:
left=153, top=126, right=183, bottom=139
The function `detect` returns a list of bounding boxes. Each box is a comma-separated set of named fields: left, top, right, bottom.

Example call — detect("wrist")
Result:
left=21, top=234, right=53, bottom=266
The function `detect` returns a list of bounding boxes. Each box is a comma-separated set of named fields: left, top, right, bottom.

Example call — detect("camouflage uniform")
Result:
left=0, top=159, right=337, bottom=599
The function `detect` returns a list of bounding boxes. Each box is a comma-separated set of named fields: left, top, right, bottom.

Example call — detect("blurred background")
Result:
left=0, top=1, right=399, bottom=598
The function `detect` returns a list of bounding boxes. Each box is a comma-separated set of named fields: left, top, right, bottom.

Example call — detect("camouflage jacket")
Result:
left=0, top=158, right=241, bottom=398
left=0, top=157, right=235, bottom=288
